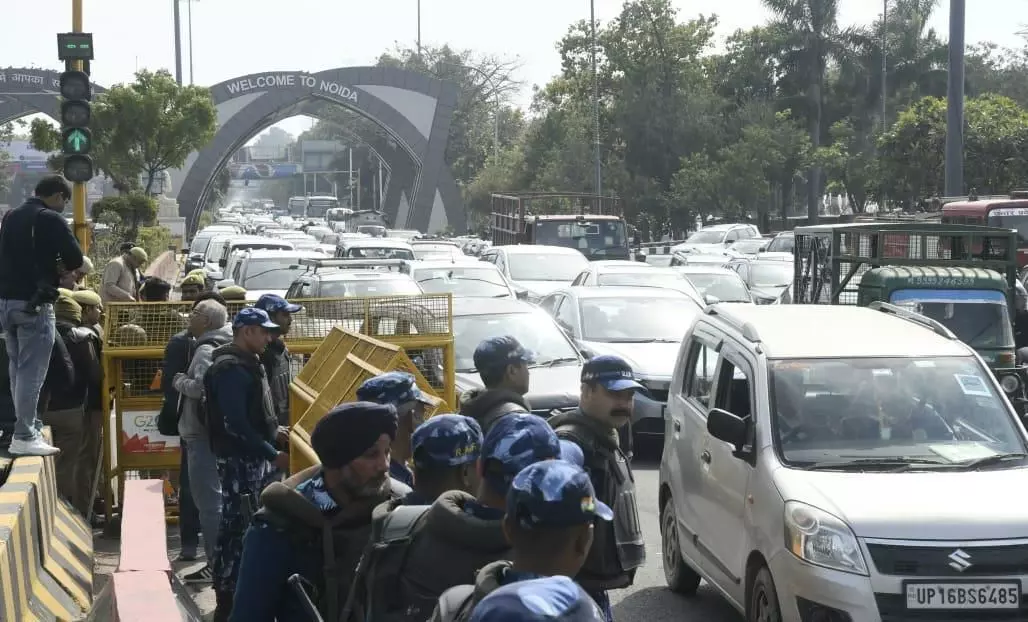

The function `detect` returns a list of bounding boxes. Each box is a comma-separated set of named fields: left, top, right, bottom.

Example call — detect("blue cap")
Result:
left=473, top=336, right=536, bottom=373
left=232, top=307, right=280, bottom=330
left=558, top=440, right=584, bottom=468
left=507, top=460, right=613, bottom=529
left=411, top=414, right=483, bottom=469
left=581, top=355, right=644, bottom=392
left=356, top=371, right=434, bottom=406
left=255, top=293, right=302, bottom=314
left=470, top=576, right=606, bottom=622
left=481, top=413, right=560, bottom=492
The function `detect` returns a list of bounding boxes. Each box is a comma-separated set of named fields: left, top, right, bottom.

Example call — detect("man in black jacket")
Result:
left=253, top=294, right=302, bottom=426
left=0, top=176, right=83, bottom=457
left=458, top=336, right=533, bottom=435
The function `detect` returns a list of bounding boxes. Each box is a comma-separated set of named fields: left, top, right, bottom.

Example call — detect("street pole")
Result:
left=590, top=0, right=602, bottom=197
left=493, top=93, right=500, bottom=161
left=172, top=0, right=183, bottom=85
left=881, top=0, right=887, bottom=131
left=945, top=0, right=966, bottom=196
left=187, top=0, right=195, bottom=85
left=417, top=0, right=422, bottom=59
left=71, top=0, right=89, bottom=253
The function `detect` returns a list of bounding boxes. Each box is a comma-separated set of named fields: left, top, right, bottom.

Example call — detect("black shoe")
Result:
left=183, top=565, right=213, bottom=584
left=175, top=551, right=199, bottom=562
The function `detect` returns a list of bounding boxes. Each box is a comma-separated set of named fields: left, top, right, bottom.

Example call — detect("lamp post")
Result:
left=416, top=0, right=422, bottom=59
left=881, top=0, right=887, bottom=131
left=172, top=0, right=183, bottom=84
left=944, top=0, right=965, bottom=196
left=187, top=0, right=195, bottom=84
left=590, top=0, right=601, bottom=196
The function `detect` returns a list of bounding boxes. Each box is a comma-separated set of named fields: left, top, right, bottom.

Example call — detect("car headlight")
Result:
left=784, top=501, right=868, bottom=575
left=1000, top=373, right=1021, bottom=395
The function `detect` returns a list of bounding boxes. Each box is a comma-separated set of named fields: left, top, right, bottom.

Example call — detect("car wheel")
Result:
left=660, top=499, right=701, bottom=595
left=748, top=566, right=782, bottom=622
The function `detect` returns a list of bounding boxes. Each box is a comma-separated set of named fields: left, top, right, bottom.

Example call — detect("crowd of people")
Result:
left=0, top=175, right=647, bottom=622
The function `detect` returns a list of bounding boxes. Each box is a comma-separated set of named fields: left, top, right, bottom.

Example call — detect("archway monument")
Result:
left=171, top=66, right=464, bottom=234
left=0, top=67, right=107, bottom=125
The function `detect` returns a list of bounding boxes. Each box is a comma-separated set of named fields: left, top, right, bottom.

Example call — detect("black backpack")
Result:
left=354, top=504, right=433, bottom=621
left=433, top=585, right=475, bottom=622
left=193, top=334, right=231, bottom=429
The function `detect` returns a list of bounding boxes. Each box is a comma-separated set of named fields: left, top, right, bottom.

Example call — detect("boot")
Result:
left=213, top=590, right=234, bottom=622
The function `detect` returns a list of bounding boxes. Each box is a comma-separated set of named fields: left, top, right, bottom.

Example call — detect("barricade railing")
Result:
left=288, top=327, right=447, bottom=474
left=100, top=293, right=455, bottom=521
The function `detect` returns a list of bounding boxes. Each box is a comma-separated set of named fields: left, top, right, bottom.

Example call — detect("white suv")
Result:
left=659, top=303, right=1028, bottom=622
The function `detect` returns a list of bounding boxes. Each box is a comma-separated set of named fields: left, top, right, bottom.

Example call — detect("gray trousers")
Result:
left=183, top=432, right=222, bottom=561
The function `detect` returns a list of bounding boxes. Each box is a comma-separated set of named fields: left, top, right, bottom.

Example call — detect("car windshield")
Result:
left=345, top=247, right=415, bottom=260
left=205, top=238, right=230, bottom=262
left=508, top=253, right=589, bottom=281
left=771, top=356, right=1025, bottom=466
left=319, top=278, right=422, bottom=298
left=597, top=271, right=690, bottom=291
left=580, top=297, right=698, bottom=342
left=415, top=267, right=511, bottom=297
left=750, top=263, right=792, bottom=287
left=687, top=229, right=726, bottom=244
left=241, top=260, right=308, bottom=290
left=681, top=272, right=751, bottom=302
left=413, top=248, right=462, bottom=261
left=191, top=236, right=212, bottom=255
left=891, top=289, right=1015, bottom=349
left=454, top=310, right=579, bottom=372
left=766, top=234, right=795, bottom=253
left=731, top=239, right=766, bottom=253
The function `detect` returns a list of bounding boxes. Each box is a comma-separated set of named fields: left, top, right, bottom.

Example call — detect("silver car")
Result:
left=660, top=303, right=1028, bottom=622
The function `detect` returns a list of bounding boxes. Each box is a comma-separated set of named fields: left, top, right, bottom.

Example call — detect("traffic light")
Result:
left=59, top=70, right=93, bottom=183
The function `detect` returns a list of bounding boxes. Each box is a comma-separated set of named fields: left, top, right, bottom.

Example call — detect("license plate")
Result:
left=905, top=582, right=1021, bottom=610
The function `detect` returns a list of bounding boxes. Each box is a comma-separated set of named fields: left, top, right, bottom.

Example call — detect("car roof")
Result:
left=563, top=286, right=691, bottom=299
left=408, top=260, right=494, bottom=270
left=495, top=245, right=587, bottom=256
left=452, top=297, right=539, bottom=316
left=702, top=305, right=970, bottom=359
left=343, top=238, right=413, bottom=248
left=242, top=249, right=322, bottom=259
left=697, top=223, right=747, bottom=231
left=224, top=235, right=292, bottom=246
left=318, top=271, right=415, bottom=282
left=675, top=266, right=737, bottom=275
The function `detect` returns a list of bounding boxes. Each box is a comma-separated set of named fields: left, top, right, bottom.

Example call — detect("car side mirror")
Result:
left=704, top=294, right=721, bottom=305
left=757, top=247, right=766, bottom=253
left=515, top=290, right=529, bottom=300
left=707, top=407, right=748, bottom=451
left=218, top=258, right=227, bottom=268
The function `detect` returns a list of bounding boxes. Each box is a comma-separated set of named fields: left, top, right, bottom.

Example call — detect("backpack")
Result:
left=357, top=504, right=433, bottom=621
left=193, top=334, right=232, bottom=428
left=433, top=585, right=475, bottom=622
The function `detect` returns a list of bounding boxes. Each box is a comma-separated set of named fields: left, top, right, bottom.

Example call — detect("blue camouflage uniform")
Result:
left=406, top=413, right=483, bottom=504
left=357, top=371, right=435, bottom=487
left=470, top=576, right=606, bottom=622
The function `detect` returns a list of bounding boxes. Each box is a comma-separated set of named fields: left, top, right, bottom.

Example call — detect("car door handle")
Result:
left=700, top=450, right=712, bottom=464
left=673, top=420, right=682, bottom=432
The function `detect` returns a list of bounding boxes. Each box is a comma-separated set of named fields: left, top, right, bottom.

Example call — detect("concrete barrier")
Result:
left=0, top=452, right=94, bottom=620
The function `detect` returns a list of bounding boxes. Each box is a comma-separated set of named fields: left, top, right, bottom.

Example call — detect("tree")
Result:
left=91, top=193, right=159, bottom=232
left=0, top=122, right=14, bottom=197
left=29, top=69, right=217, bottom=232
left=812, top=119, right=876, bottom=212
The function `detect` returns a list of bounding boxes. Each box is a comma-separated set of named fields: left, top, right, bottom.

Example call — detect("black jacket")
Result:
left=457, top=388, right=530, bottom=435
left=0, top=199, right=83, bottom=301
left=260, top=338, right=291, bottom=425
left=48, top=320, right=97, bottom=411
left=157, top=330, right=194, bottom=435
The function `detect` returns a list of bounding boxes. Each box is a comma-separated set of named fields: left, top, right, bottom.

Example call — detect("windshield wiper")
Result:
left=801, top=457, right=950, bottom=471
left=956, top=453, right=1028, bottom=469
left=530, top=357, right=580, bottom=368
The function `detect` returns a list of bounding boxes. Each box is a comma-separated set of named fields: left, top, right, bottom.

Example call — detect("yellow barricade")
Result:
left=288, top=327, right=447, bottom=473
left=100, top=294, right=455, bottom=520
left=0, top=453, right=94, bottom=621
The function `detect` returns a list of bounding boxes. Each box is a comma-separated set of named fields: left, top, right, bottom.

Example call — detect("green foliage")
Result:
left=91, top=193, right=159, bottom=233
left=0, top=122, right=14, bottom=196
left=137, top=226, right=172, bottom=262
left=28, top=69, right=217, bottom=196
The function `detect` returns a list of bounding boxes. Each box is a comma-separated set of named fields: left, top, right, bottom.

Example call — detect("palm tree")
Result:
left=762, top=0, right=851, bottom=222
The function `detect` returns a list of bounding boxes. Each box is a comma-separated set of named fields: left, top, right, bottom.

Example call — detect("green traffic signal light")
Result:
left=62, top=127, right=92, bottom=156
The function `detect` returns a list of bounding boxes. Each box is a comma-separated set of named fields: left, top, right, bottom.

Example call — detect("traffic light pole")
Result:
left=71, top=0, right=89, bottom=254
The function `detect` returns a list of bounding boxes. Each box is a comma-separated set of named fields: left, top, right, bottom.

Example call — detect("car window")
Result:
left=539, top=294, right=561, bottom=314
left=580, top=297, right=700, bottom=342
left=453, top=310, right=579, bottom=372
left=715, top=354, right=754, bottom=421
left=733, top=263, right=750, bottom=282
left=556, top=297, right=579, bottom=335
left=494, top=253, right=507, bottom=273
left=507, top=252, right=589, bottom=281
left=414, top=266, right=511, bottom=298
left=571, top=271, right=589, bottom=286
left=683, top=337, right=718, bottom=408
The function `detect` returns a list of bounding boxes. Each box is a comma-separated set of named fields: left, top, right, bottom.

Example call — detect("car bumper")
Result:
left=632, top=392, right=666, bottom=437
left=768, top=549, right=881, bottom=622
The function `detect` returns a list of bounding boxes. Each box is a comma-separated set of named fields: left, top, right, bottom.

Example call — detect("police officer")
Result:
left=469, top=576, right=606, bottom=622
left=459, top=336, right=533, bottom=434
left=253, top=294, right=303, bottom=426
left=432, top=459, right=614, bottom=621
left=548, top=356, right=646, bottom=622
left=405, top=413, right=483, bottom=505
left=357, top=372, right=436, bottom=487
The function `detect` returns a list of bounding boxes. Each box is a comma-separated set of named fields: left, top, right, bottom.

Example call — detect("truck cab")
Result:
left=490, top=192, right=630, bottom=260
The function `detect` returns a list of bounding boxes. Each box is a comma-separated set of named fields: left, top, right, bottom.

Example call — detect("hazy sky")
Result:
left=3, top=0, right=1026, bottom=143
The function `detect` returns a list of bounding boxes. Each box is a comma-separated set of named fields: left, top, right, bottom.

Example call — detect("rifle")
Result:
left=288, top=574, right=325, bottom=622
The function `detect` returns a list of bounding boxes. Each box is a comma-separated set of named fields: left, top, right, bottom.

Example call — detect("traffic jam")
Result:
left=189, top=191, right=1028, bottom=622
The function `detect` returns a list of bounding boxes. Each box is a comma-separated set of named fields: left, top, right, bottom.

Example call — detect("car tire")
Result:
left=748, top=566, right=782, bottom=622
left=660, top=499, right=701, bottom=595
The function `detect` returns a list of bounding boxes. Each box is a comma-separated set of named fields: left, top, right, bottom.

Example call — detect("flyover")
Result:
left=1, top=66, right=465, bottom=234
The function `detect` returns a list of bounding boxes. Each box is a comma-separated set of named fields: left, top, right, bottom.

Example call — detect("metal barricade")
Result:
left=100, top=293, right=455, bottom=521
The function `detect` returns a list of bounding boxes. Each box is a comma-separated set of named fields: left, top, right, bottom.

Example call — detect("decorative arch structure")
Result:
left=171, top=66, right=463, bottom=234
left=0, top=67, right=107, bottom=124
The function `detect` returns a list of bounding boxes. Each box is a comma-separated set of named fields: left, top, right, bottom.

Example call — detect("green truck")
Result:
left=790, top=222, right=1027, bottom=406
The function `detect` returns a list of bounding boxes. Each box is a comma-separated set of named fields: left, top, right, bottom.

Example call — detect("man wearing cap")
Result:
left=230, top=401, right=410, bottom=622
left=101, top=246, right=147, bottom=303
left=219, top=285, right=247, bottom=301
left=254, top=294, right=302, bottom=426
left=59, top=255, right=93, bottom=290
left=180, top=272, right=206, bottom=301
left=363, top=413, right=565, bottom=620
left=357, top=371, right=436, bottom=487
left=547, top=355, right=647, bottom=622
left=468, top=576, right=605, bottom=622
left=204, top=307, right=289, bottom=621
left=0, top=175, right=84, bottom=457
left=70, top=288, right=105, bottom=518
left=459, top=336, right=534, bottom=435
left=433, top=459, right=611, bottom=621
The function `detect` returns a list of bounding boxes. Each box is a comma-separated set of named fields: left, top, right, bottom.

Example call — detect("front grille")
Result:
left=875, top=593, right=1028, bottom=621
left=867, top=543, right=1028, bottom=577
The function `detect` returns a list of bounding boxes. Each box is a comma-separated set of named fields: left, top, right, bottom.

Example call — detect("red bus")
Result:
left=941, top=192, right=1028, bottom=266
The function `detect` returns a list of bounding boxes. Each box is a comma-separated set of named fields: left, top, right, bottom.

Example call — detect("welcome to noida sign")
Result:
left=224, top=73, right=359, bottom=103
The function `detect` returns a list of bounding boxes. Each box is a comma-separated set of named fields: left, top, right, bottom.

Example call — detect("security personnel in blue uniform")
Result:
left=458, top=336, right=534, bottom=434
left=357, top=371, right=435, bottom=487
left=547, top=355, right=647, bottom=622
left=433, top=459, right=614, bottom=621
left=469, top=576, right=606, bottom=622
left=405, top=413, right=483, bottom=505
left=253, top=294, right=303, bottom=425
